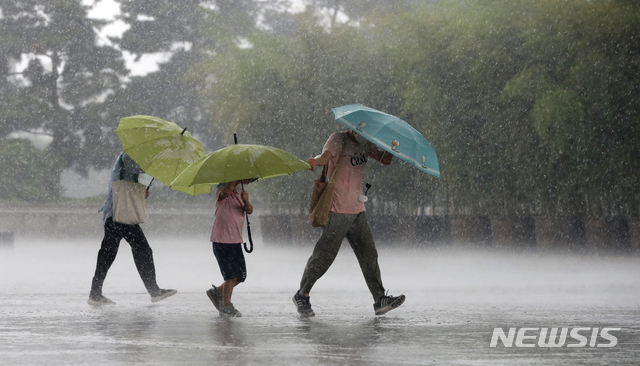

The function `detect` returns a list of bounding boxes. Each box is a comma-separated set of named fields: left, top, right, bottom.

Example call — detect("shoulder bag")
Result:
left=112, top=154, right=147, bottom=225
left=309, top=134, right=346, bottom=227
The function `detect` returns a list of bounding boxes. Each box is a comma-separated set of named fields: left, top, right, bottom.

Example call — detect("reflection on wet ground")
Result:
left=1, top=238, right=640, bottom=365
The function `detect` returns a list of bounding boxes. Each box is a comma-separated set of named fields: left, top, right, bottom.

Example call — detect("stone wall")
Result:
left=0, top=202, right=215, bottom=240
left=258, top=214, right=637, bottom=253
left=490, top=216, right=536, bottom=249
left=1, top=202, right=638, bottom=253
left=450, top=216, right=492, bottom=246
left=628, top=219, right=640, bottom=250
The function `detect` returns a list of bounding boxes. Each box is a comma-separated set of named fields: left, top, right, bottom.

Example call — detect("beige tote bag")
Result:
left=309, top=161, right=341, bottom=227
left=309, top=134, right=346, bottom=227
left=111, top=180, right=147, bottom=225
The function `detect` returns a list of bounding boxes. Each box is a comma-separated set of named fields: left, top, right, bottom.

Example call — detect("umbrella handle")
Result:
left=240, top=179, right=254, bottom=253
left=244, top=221, right=254, bottom=253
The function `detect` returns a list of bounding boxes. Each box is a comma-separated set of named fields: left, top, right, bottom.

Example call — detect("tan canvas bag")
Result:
left=111, top=154, right=147, bottom=225
left=309, top=134, right=345, bottom=227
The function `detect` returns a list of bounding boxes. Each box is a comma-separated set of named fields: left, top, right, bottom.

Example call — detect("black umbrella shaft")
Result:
left=234, top=133, right=253, bottom=253
left=240, top=179, right=254, bottom=253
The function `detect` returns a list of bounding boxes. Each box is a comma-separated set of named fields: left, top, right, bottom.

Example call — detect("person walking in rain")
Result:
left=293, top=129, right=405, bottom=317
left=88, top=152, right=177, bottom=305
left=206, top=180, right=254, bottom=317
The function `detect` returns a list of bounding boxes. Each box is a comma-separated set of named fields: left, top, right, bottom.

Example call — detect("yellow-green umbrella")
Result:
left=116, top=115, right=212, bottom=196
left=171, top=142, right=310, bottom=254
left=170, top=144, right=310, bottom=187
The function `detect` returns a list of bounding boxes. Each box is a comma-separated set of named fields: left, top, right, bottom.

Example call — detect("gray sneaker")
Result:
left=293, top=292, right=315, bottom=317
left=219, top=303, right=242, bottom=317
left=373, top=294, right=405, bottom=315
left=151, top=289, right=177, bottom=303
left=87, top=295, right=115, bottom=306
left=206, top=285, right=223, bottom=311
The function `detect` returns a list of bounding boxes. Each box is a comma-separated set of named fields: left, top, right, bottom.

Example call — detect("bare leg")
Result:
left=220, top=278, right=238, bottom=305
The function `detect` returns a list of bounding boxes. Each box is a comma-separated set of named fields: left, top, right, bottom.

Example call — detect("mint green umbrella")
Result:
left=333, top=104, right=440, bottom=178
left=170, top=144, right=310, bottom=187
left=116, top=115, right=213, bottom=196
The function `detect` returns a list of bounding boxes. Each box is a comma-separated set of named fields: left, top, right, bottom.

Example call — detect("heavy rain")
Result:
left=1, top=0, right=640, bottom=365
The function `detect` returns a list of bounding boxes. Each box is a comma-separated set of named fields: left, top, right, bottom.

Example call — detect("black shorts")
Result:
left=212, top=242, right=247, bottom=283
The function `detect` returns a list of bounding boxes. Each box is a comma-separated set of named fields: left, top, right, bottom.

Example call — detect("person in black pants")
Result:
left=88, top=153, right=176, bottom=306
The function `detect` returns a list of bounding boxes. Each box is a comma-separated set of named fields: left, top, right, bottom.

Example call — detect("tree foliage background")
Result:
left=1, top=0, right=638, bottom=219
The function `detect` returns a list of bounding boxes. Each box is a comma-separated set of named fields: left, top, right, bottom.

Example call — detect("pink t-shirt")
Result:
left=210, top=189, right=246, bottom=244
left=323, top=132, right=375, bottom=214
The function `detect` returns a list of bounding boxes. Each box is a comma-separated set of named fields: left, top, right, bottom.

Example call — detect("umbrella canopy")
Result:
left=116, top=115, right=213, bottom=196
left=171, top=144, right=310, bottom=187
left=332, top=104, right=440, bottom=178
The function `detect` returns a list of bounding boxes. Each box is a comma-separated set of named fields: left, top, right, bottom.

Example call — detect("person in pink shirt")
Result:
left=293, top=129, right=406, bottom=317
left=206, top=180, right=253, bottom=317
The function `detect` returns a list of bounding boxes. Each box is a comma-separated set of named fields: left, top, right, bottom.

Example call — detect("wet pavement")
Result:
left=1, top=238, right=640, bottom=365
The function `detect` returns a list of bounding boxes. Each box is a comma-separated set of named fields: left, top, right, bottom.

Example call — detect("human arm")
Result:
left=307, top=150, right=334, bottom=172
left=241, top=191, right=254, bottom=215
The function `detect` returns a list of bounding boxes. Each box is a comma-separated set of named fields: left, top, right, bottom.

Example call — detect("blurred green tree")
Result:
left=0, top=0, right=128, bottom=185
left=0, top=140, right=63, bottom=201
left=107, top=0, right=265, bottom=151
left=397, top=0, right=640, bottom=218
left=500, top=0, right=640, bottom=217
left=193, top=16, right=435, bottom=213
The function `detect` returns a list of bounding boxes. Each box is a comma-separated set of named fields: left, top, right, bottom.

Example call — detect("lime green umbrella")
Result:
left=116, top=115, right=213, bottom=196
left=170, top=144, right=310, bottom=187
left=172, top=141, right=309, bottom=254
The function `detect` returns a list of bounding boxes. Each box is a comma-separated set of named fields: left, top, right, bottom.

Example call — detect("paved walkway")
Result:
left=1, top=238, right=640, bottom=365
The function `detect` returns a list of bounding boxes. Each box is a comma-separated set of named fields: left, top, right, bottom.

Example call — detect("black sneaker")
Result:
left=219, top=303, right=242, bottom=317
left=87, top=295, right=115, bottom=306
left=374, top=293, right=405, bottom=315
left=151, top=289, right=177, bottom=303
left=206, top=285, right=223, bottom=311
left=293, top=292, right=315, bottom=317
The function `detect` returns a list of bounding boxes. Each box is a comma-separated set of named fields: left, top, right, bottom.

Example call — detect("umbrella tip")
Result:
left=181, top=127, right=187, bottom=135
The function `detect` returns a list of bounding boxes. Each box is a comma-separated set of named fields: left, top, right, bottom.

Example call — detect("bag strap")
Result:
left=320, top=164, right=328, bottom=181
left=118, top=152, right=139, bottom=183
left=327, top=132, right=347, bottom=181
left=118, top=153, right=125, bottom=181
left=318, top=132, right=347, bottom=183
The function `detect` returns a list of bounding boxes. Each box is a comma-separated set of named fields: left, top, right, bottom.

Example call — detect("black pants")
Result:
left=90, top=218, right=160, bottom=298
